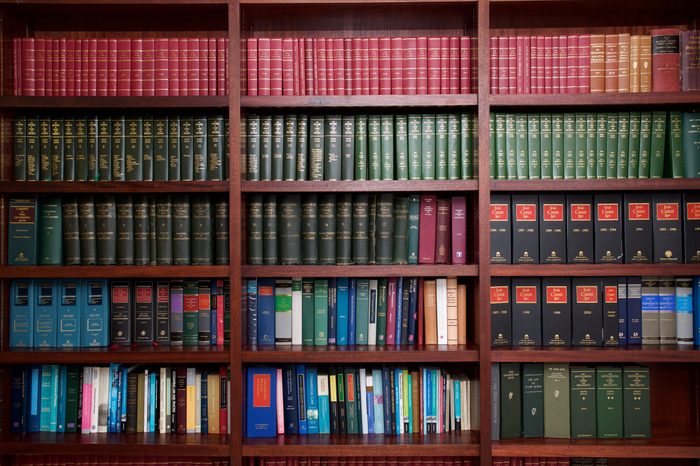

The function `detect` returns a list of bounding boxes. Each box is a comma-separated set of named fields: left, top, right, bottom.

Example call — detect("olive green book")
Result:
left=375, top=193, right=395, bottom=265
left=544, top=363, right=570, bottom=438
left=649, top=111, right=667, bottom=178
left=528, top=114, right=541, bottom=179
left=396, top=115, right=409, bottom=180
left=26, top=117, right=39, bottom=181
left=246, top=114, right=261, bottom=181
left=669, top=111, right=684, bottom=178
left=296, top=114, right=308, bottom=181
left=623, top=366, right=650, bottom=438
left=260, top=115, right=273, bottom=181
left=507, top=114, right=519, bottom=180
left=318, top=193, right=336, bottom=265
left=638, top=112, right=652, bottom=178
left=367, top=115, right=382, bottom=180
left=341, top=115, right=355, bottom=181
left=51, top=117, right=64, bottom=181
left=39, top=198, right=63, bottom=265
left=335, top=193, right=352, bottom=265
left=309, top=115, right=324, bottom=181
left=262, top=194, right=278, bottom=265
left=192, top=116, right=207, bottom=181
left=324, top=115, right=342, bottom=181
left=499, top=363, right=522, bottom=439
left=596, top=366, right=623, bottom=438
left=141, top=116, right=153, bottom=182
left=435, top=114, right=448, bottom=180
left=352, top=193, right=369, bottom=265
left=125, top=116, right=143, bottom=182
left=279, top=193, right=302, bottom=265
left=595, top=113, right=607, bottom=178
left=283, top=114, right=298, bottom=181
left=627, top=112, right=641, bottom=179
left=271, top=114, right=284, bottom=181
left=408, top=114, right=422, bottom=180
left=354, top=115, right=368, bottom=180
left=616, top=112, right=630, bottom=179
left=460, top=113, right=473, bottom=180
left=74, top=117, right=88, bottom=181
left=62, top=118, right=75, bottom=181
left=447, top=114, right=460, bottom=180
left=39, top=117, right=52, bottom=180
left=606, top=113, right=618, bottom=179
left=381, top=114, right=395, bottom=180
left=585, top=113, right=597, bottom=179
left=489, top=113, right=496, bottom=179
left=574, top=113, right=587, bottom=179
left=179, top=117, right=194, bottom=181
left=551, top=114, right=564, bottom=179
left=153, top=117, right=168, bottom=181
left=167, top=116, right=180, bottom=181
left=247, top=193, right=264, bottom=265
left=522, top=363, right=544, bottom=438
left=495, top=113, right=507, bottom=180
left=301, top=193, right=318, bottom=265
left=540, top=114, right=553, bottom=179
left=393, top=197, right=409, bottom=265
left=207, top=116, right=225, bottom=181
left=563, top=113, right=576, bottom=179
left=570, top=366, right=596, bottom=439
left=421, top=114, right=436, bottom=180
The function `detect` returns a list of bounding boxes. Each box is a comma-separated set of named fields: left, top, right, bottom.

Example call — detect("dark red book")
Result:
left=281, top=38, right=294, bottom=96
left=523, top=35, right=531, bottom=93
left=352, top=37, right=363, bottom=95
left=246, top=38, right=258, bottom=96
left=257, top=37, right=271, bottom=96
left=34, top=38, right=45, bottom=96
left=440, top=36, right=450, bottom=94
left=536, top=35, right=545, bottom=94
left=507, top=36, right=516, bottom=94
left=293, top=38, right=300, bottom=96
left=515, top=36, right=525, bottom=94
left=544, top=36, right=553, bottom=94
left=333, top=37, right=345, bottom=96
left=326, top=38, right=335, bottom=96
left=416, top=36, right=428, bottom=94
left=187, top=37, right=200, bottom=96
left=58, top=38, right=67, bottom=96
left=651, top=28, right=681, bottom=92
left=74, top=39, right=83, bottom=96
left=435, top=198, right=451, bottom=264
left=558, top=35, right=568, bottom=94
left=208, top=37, right=217, bottom=96
left=224, top=38, right=230, bottom=95
left=167, top=38, right=180, bottom=96
left=199, top=37, right=209, bottom=96
left=449, top=36, right=460, bottom=94
left=175, top=38, right=187, bottom=95
left=44, top=38, right=53, bottom=96
left=567, top=34, right=578, bottom=94
left=578, top=34, right=591, bottom=94
left=154, top=38, right=169, bottom=96
left=490, top=37, right=498, bottom=93
left=315, top=38, right=327, bottom=95
left=219, top=366, right=228, bottom=434
left=427, top=37, right=441, bottom=94
left=142, top=38, right=155, bottom=96
left=176, top=367, right=187, bottom=434
left=304, top=38, right=314, bottom=95
left=470, top=36, right=478, bottom=94
left=369, top=37, right=380, bottom=95
left=404, top=37, right=417, bottom=95
left=451, top=196, right=467, bottom=265
left=87, top=39, right=97, bottom=96
left=113, top=39, right=126, bottom=96
left=498, top=36, right=509, bottom=94
left=391, top=36, right=403, bottom=95
left=217, top=37, right=227, bottom=96
left=344, top=38, right=353, bottom=96
left=378, top=37, right=391, bottom=95
left=418, top=194, right=438, bottom=264
left=459, top=36, right=470, bottom=94
left=21, top=38, right=35, bottom=96
left=552, top=35, right=560, bottom=93
left=130, top=38, right=143, bottom=96
left=361, top=37, right=371, bottom=95
left=13, top=38, right=19, bottom=95
left=66, top=39, right=75, bottom=96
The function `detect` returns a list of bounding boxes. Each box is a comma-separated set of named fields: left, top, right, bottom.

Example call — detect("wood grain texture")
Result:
left=242, top=180, right=478, bottom=193
left=242, top=344, right=479, bottom=363
left=0, top=181, right=230, bottom=193
left=242, top=265, right=479, bottom=278
left=0, top=346, right=231, bottom=364
left=241, top=95, right=477, bottom=108
left=0, top=266, right=230, bottom=278
left=491, top=264, right=700, bottom=277
left=491, top=346, right=700, bottom=363
left=0, top=96, right=228, bottom=108
left=491, top=179, right=700, bottom=192
left=490, top=92, right=700, bottom=107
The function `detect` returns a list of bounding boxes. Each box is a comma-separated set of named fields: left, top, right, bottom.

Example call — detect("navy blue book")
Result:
left=618, top=278, right=628, bottom=345
left=695, top=278, right=700, bottom=346
left=627, top=277, right=643, bottom=344
left=407, top=278, right=418, bottom=344
left=27, top=365, right=42, bottom=432
left=327, top=278, right=337, bottom=345
left=245, top=366, right=277, bottom=437
left=81, top=279, right=109, bottom=347
left=10, top=279, right=34, bottom=348
left=296, top=364, right=307, bottom=435
left=395, top=278, right=404, bottom=344
left=305, top=366, right=320, bottom=434
left=56, top=365, right=67, bottom=432
left=382, top=366, right=392, bottom=434
left=336, top=278, right=349, bottom=345
left=201, top=372, right=209, bottom=434
left=257, top=278, right=275, bottom=346
left=283, top=365, right=298, bottom=434
left=348, top=278, right=357, bottom=345
left=10, top=367, right=25, bottom=432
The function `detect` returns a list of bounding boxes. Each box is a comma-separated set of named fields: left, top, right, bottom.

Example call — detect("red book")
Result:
left=369, top=37, right=380, bottom=95
left=449, top=36, right=460, bottom=94
left=451, top=196, right=467, bottom=265
left=508, top=36, right=517, bottom=94
left=293, top=38, right=300, bottom=96
left=558, top=35, right=568, bottom=94
left=315, top=38, right=327, bottom=95
left=198, top=38, right=209, bottom=96
left=416, top=36, right=428, bottom=94
left=435, top=198, right=451, bottom=264
left=74, top=39, right=82, bottom=96
left=216, top=279, right=225, bottom=346
left=325, top=38, right=335, bottom=96
left=470, top=37, right=478, bottom=94
left=459, top=36, right=470, bottom=94
left=59, top=38, right=67, bottom=96
left=333, top=38, right=345, bottom=96
left=224, top=38, right=230, bottom=95
left=544, top=36, right=553, bottom=94
left=418, top=194, right=437, bottom=263
left=154, top=38, right=169, bottom=97
left=178, top=38, right=189, bottom=96
left=489, top=37, right=498, bottom=93
left=344, top=38, right=353, bottom=95
left=218, top=366, right=228, bottom=434
left=515, top=36, right=525, bottom=94
left=417, top=277, right=424, bottom=345
left=404, top=37, right=417, bottom=95
left=116, top=38, right=131, bottom=96
left=20, top=38, right=35, bottom=96
left=304, top=38, right=314, bottom=95
left=536, top=35, right=545, bottom=94
left=245, top=38, right=258, bottom=96
left=176, top=367, right=187, bottom=433
left=523, top=35, right=531, bottom=93
left=257, top=37, right=271, bottom=96
left=389, top=37, right=402, bottom=95
left=386, top=278, right=397, bottom=345
left=552, top=35, right=560, bottom=93
left=13, top=38, right=19, bottom=95
left=281, top=38, right=294, bottom=96
left=352, top=37, right=363, bottom=95
left=130, top=38, right=143, bottom=97
left=497, top=36, right=509, bottom=94
left=89, top=39, right=100, bottom=97
left=44, top=38, right=53, bottom=96
left=107, top=38, right=118, bottom=96
left=187, top=38, right=200, bottom=96
left=567, top=34, right=578, bottom=94
left=650, top=28, right=680, bottom=92
left=578, top=34, right=591, bottom=94
left=427, top=37, right=441, bottom=94
left=168, top=39, right=180, bottom=96
left=35, top=38, right=45, bottom=96
left=378, top=37, right=392, bottom=95
left=440, top=36, right=450, bottom=93
left=66, top=39, right=75, bottom=96
left=208, top=38, right=217, bottom=96
left=217, top=37, right=227, bottom=96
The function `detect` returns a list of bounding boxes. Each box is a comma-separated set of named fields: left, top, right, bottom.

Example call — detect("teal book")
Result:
left=39, top=198, right=62, bottom=265
left=314, top=279, right=328, bottom=346
left=39, top=365, right=53, bottom=432
left=57, top=279, right=80, bottom=348
left=9, top=198, right=38, bottom=265
left=355, top=279, right=370, bottom=345
left=407, top=195, right=420, bottom=264
left=34, top=281, right=57, bottom=348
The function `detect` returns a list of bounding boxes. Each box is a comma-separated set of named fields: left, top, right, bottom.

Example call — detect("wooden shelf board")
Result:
left=242, top=265, right=478, bottom=278
left=0, top=346, right=231, bottom=365
left=0, top=266, right=230, bottom=279
left=491, top=345, right=700, bottom=363
left=0, top=0, right=227, bottom=3
left=241, top=0, right=474, bottom=4
left=243, top=432, right=480, bottom=457
left=490, top=179, right=700, bottom=192
left=242, top=344, right=479, bottom=363
left=0, top=96, right=228, bottom=109
left=490, top=92, right=700, bottom=107
left=242, top=180, right=478, bottom=193
left=241, top=95, right=477, bottom=108
left=0, top=433, right=230, bottom=456
left=0, top=181, right=229, bottom=194
left=490, top=264, right=700, bottom=277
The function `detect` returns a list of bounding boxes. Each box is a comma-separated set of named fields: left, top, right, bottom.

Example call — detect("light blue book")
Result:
left=394, top=369, right=401, bottom=434
left=336, top=278, right=349, bottom=345
left=49, top=365, right=59, bottom=432
left=109, top=363, right=120, bottom=432
left=149, top=372, right=157, bottom=433
left=81, top=279, right=109, bottom=347
left=34, top=281, right=57, bottom=347
left=28, top=365, right=41, bottom=432
left=317, top=372, right=330, bottom=434
left=407, top=374, right=413, bottom=434
left=355, top=279, right=370, bottom=344
left=454, top=379, right=462, bottom=430
left=10, top=279, right=33, bottom=347
left=348, top=279, right=357, bottom=345
left=371, top=369, right=384, bottom=434
left=39, top=365, right=52, bottom=431
left=305, top=366, right=319, bottom=434
left=56, top=365, right=67, bottom=432
left=57, top=279, right=81, bottom=348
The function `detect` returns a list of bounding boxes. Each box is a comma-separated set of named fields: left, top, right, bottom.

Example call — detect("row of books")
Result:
left=243, top=113, right=478, bottom=182
left=490, top=276, right=698, bottom=348
left=8, top=195, right=229, bottom=266
left=490, top=30, right=699, bottom=94
left=251, top=459, right=479, bottom=466
left=13, top=37, right=230, bottom=97
left=10, top=365, right=230, bottom=435
left=10, top=457, right=228, bottom=466
left=493, top=364, right=650, bottom=440
left=490, top=193, right=699, bottom=264
left=247, top=194, right=468, bottom=266
left=489, top=111, right=700, bottom=180
left=492, top=460, right=583, bottom=466
left=245, top=365, right=478, bottom=437
left=243, top=37, right=476, bottom=97
left=244, top=277, right=467, bottom=347
left=12, top=115, right=229, bottom=182
left=9, top=279, right=230, bottom=349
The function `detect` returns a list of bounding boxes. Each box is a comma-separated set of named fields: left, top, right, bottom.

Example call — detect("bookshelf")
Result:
left=0, top=0, right=699, bottom=466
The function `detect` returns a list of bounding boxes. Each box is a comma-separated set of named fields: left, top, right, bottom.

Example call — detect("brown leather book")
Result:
left=604, top=34, right=619, bottom=93
left=423, top=279, right=438, bottom=345
left=589, top=34, right=605, bottom=93
left=618, top=33, right=631, bottom=92
left=630, top=35, right=641, bottom=92
left=457, top=283, right=468, bottom=345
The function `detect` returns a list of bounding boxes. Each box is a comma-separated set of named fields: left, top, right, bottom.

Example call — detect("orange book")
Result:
left=640, top=35, right=652, bottom=92
left=411, top=369, right=420, bottom=430
left=457, top=283, right=467, bottom=345
left=423, top=279, right=438, bottom=344
left=446, top=277, right=459, bottom=345
left=589, top=34, right=606, bottom=93
left=618, top=33, right=631, bottom=92
left=604, top=34, right=619, bottom=93
left=630, top=35, right=641, bottom=92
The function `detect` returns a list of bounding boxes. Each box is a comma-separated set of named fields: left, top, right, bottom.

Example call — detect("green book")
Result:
left=39, top=117, right=52, bottom=180
left=595, top=113, right=607, bottom=178
left=335, top=193, right=352, bottom=265
left=447, top=114, right=460, bottom=180
left=39, top=197, right=63, bottom=265
left=96, top=195, right=117, bottom=265
left=495, top=113, right=507, bottom=179
left=638, top=112, right=652, bottom=178
left=489, top=113, right=496, bottom=179
left=585, top=113, right=596, bottom=179
left=302, top=194, right=318, bottom=265
left=325, top=115, right=342, bottom=181
left=63, top=118, right=75, bottom=181
left=246, top=115, right=261, bottom=181
left=649, top=111, right=667, bottom=178
left=207, top=116, right=225, bottom=181
left=628, top=112, right=641, bottom=179
left=214, top=198, right=229, bottom=265
left=570, top=366, right=597, bottom=439
left=183, top=280, right=199, bottom=346
left=279, top=193, right=302, bottom=265
left=65, top=366, right=80, bottom=432
left=352, top=193, right=369, bottom=265
left=263, top=194, right=278, bottom=265
left=396, top=115, right=409, bottom=180
left=574, top=113, right=587, bottom=179
left=563, top=113, right=576, bottom=179
left=355, top=279, right=370, bottom=345
left=110, top=116, right=126, bottom=181
left=669, top=111, right=684, bottom=178
left=133, top=195, right=150, bottom=266
left=283, top=114, right=298, bottom=181
left=367, top=115, right=382, bottom=180
left=153, top=117, right=167, bottom=181
left=522, top=363, right=544, bottom=438
left=309, top=115, right=323, bottom=181
left=376, top=279, right=388, bottom=345
left=116, top=195, right=135, bottom=266
left=683, top=112, right=700, bottom=178
left=260, top=115, right=273, bottom=181
left=381, top=114, right=395, bottom=180
left=596, top=367, right=623, bottom=438
left=551, top=114, right=564, bottom=179
left=368, top=195, right=377, bottom=264
left=301, top=279, right=315, bottom=345
left=125, top=116, right=143, bottom=181
left=271, top=115, right=284, bottom=181
left=141, top=116, right=153, bottom=181
left=460, top=113, right=473, bottom=179
left=86, top=117, right=98, bottom=181
left=318, top=193, right=336, bottom=265
left=50, top=118, right=64, bottom=181
left=507, top=114, right=519, bottom=180
left=246, top=194, right=263, bottom=265
left=606, top=113, right=618, bottom=179
left=74, top=117, right=88, bottom=181
left=421, top=114, right=436, bottom=180
left=528, top=114, right=541, bottom=179
left=408, top=114, right=422, bottom=180
left=435, top=114, right=448, bottom=180
left=544, top=363, right=570, bottom=438
left=354, top=115, right=367, bottom=180
left=314, top=279, right=329, bottom=345
left=154, top=195, right=172, bottom=265
left=540, top=114, right=553, bottom=179
left=623, top=366, right=650, bottom=439
left=167, top=116, right=180, bottom=181
left=26, top=117, right=39, bottom=181
left=341, top=115, right=355, bottom=180
left=407, top=195, right=420, bottom=264
left=393, top=197, right=409, bottom=264
left=148, top=196, right=157, bottom=265
left=192, top=116, right=207, bottom=181
left=375, top=193, right=394, bottom=265
left=13, top=116, right=26, bottom=181
left=179, top=117, right=194, bottom=181
left=500, top=363, right=522, bottom=439
left=296, top=114, right=308, bottom=180
left=617, top=112, right=630, bottom=179
left=76, top=196, right=96, bottom=265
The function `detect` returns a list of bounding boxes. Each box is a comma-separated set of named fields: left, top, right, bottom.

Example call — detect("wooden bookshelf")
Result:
left=491, top=264, right=700, bottom=277
left=241, top=180, right=479, bottom=193
left=0, top=96, right=229, bottom=108
left=0, top=346, right=232, bottom=364
left=0, top=266, right=230, bottom=279
left=1, top=181, right=230, bottom=194
left=241, top=95, right=477, bottom=108
left=242, top=344, right=479, bottom=363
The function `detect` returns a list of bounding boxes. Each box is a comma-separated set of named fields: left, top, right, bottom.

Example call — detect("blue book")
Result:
left=317, top=372, right=330, bottom=434
left=348, top=279, right=357, bottom=345
left=49, top=365, right=59, bottom=432
left=454, top=379, right=461, bottom=431
left=245, top=367, right=277, bottom=437
left=381, top=367, right=392, bottom=434
left=39, top=365, right=52, bottom=431
left=283, top=365, right=298, bottom=434
left=56, top=365, right=67, bottom=432
left=627, top=277, right=643, bottom=344
left=336, top=278, right=349, bottom=345
left=371, top=369, right=384, bottom=434
left=120, top=367, right=131, bottom=432
left=201, top=372, right=209, bottom=434
left=394, top=369, right=401, bottom=434
left=618, top=278, right=628, bottom=345
left=10, top=279, right=34, bottom=348
left=57, top=279, right=81, bottom=348
left=327, top=278, right=337, bottom=345
left=694, top=278, right=700, bottom=345
left=81, top=279, right=109, bottom=347
left=246, top=279, right=258, bottom=345
left=407, top=278, right=418, bottom=344
left=305, top=366, right=319, bottom=434
left=366, top=374, right=374, bottom=434
left=150, top=372, right=157, bottom=433
left=355, top=279, right=370, bottom=344
left=10, top=367, right=26, bottom=432
left=295, top=364, right=307, bottom=435
left=395, top=278, right=404, bottom=344
left=27, top=365, right=41, bottom=432
left=109, top=363, right=120, bottom=433
left=34, top=281, right=57, bottom=347
left=257, top=278, right=276, bottom=346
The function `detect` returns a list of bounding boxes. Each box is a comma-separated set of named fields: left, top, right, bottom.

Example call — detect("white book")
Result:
left=397, top=370, right=404, bottom=434
left=446, top=278, right=459, bottom=345
left=291, top=278, right=303, bottom=345
left=81, top=367, right=92, bottom=434
left=275, top=279, right=293, bottom=345
left=461, top=379, right=468, bottom=431
left=159, top=367, right=167, bottom=433
left=166, top=370, right=173, bottom=433
left=195, top=371, right=201, bottom=433
left=368, top=280, right=378, bottom=345
left=97, top=367, right=109, bottom=433
left=143, top=369, right=149, bottom=432
left=435, top=278, right=448, bottom=344
left=90, top=367, right=100, bottom=433
left=359, top=368, right=368, bottom=434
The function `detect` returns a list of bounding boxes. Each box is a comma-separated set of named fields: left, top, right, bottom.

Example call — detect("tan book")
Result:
left=457, top=283, right=468, bottom=345
left=604, top=34, right=619, bottom=93
left=423, top=279, right=438, bottom=344
left=207, top=374, right=220, bottom=433
left=618, top=33, right=631, bottom=92
left=640, top=35, right=652, bottom=92
left=630, top=35, right=641, bottom=92
left=590, top=34, right=606, bottom=93
left=411, top=369, right=420, bottom=430
left=446, top=277, right=459, bottom=345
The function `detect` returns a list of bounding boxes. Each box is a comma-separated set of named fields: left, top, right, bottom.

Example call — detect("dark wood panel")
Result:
left=0, top=181, right=229, bottom=193
left=0, top=266, right=230, bottom=278
left=242, top=0, right=474, bottom=4
left=0, top=96, right=228, bottom=108
left=0, top=346, right=231, bottom=364
left=491, top=179, right=700, bottom=192
left=491, top=264, right=700, bottom=277
left=0, top=0, right=226, bottom=4
left=242, top=180, right=478, bottom=193
left=242, top=344, right=479, bottom=363
left=241, top=95, right=477, bottom=108
left=490, top=92, right=700, bottom=108
left=492, top=346, right=700, bottom=363
left=242, top=265, right=479, bottom=278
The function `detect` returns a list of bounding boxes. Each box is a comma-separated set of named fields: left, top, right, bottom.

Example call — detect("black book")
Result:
left=539, top=194, right=566, bottom=263
left=172, top=194, right=192, bottom=265
left=153, top=117, right=168, bottom=181
left=214, top=198, right=230, bottom=265
left=133, top=195, right=150, bottom=266
left=602, top=278, right=619, bottom=346
left=511, top=278, right=542, bottom=346
left=542, top=277, right=571, bottom=346
left=653, top=192, right=683, bottom=263
left=78, top=196, right=97, bottom=265
left=567, top=194, right=593, bottom=263
left=62, top=196, right=81, bottom=265
left=95, top=195, right=117, bottom=265
left=142, top=116, right=154, bottom=181
left=125, top=116, right=143, bottom=181
left=263, top=194, right=278, bottom=265
left=168, top=117, right=180, bottom=181
left=133, top=280, right=155, bottom=345
left=110, top=280, right=132, bottom=345
left=283, top=365, right=298, bottom=434
left=491, top=277, right=511, bottom=346
left=86, top=116, right=98, bottom=181
left=50, top=117, right=64, bottom=181
left=335, top=193, right=353, bottom=265
left=247, top=194, right=264, bottom=265
left=63, top=118, right=76, bottom=181
left=318, top=193, right=337, bottom=265
left=156, top=195, right=173, bottom=265
left=328, top=367, right=339, bottom=434
left=193, top=116, right=207, bottom=181
left=594, top=193, right=623, bottom=263
left=97, top=117, right=111, bottom=181
left=279, top=194, right=302, bottom=265
left=180, top=117, right=194, bottom=181
left=572, top=277, right=603, bottom=346
left=624, top=193, right=653, bottom=263
left=301, top=193, right=319, bottom=265
left=148, top=195, right=157, bottom=265
left=191, top=195, right=214, bottom=265
left=684, top=192, right=700, bottom=263
left=125, top=371, right=138, bottom=432
left=116, top=195, right=134, bottom=266
left=490, top=194, right=511, bottom=263
left=207, top=116, right=225, bottom=181
left=74, top=117, right=88, bottom=181
left=512, top=194, right=540, bottom=264
left=352, top=193, right=369, bottom=265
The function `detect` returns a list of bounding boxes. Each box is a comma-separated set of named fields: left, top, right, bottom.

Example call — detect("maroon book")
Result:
left=130, top=38, right=143, bottom=97
left=96, top=39, right=108, bottom=96
left=567, top=34, right=578, bottom=94
left=178, top=37, right=189, bottom=96
left=198, top=37, right=209, bottom=96
left=516, top=36, right=525, bottom=94
left=282, top=38, right=294, bottom=96
left=681, top=30, right=700, bottom=91
left=74, top=39, right=82, bottom=96
left=65, top=38, right=74, bottom=96
left=343, top=38, right=352, bottom=96
left=536, top=35, right=545, bottom=94
left=489, top=37, right=498, bottom=94
left=35, top=38, right=46, bottom=96
left=257, top=37, right=271, bottom=96
left=187, top=38, right=200, bottom=96
left=44, top=38, right=54, bottom=96
left=404, top=37, right=418, bottom=95
left=451, top=196, right=467, bottom=265
left=352, top=37, right=363, bottom=95
left=508, top=36, right=517, bottom=95
left=498, top=36, right=509, bottom=94
left=208, top=37, right=217, bottom=96
left=435, top=198, right=451, bottom=264
left=116, top=38, right=130, bottom=96
left=304, top=38, right=315, bottom=95
left=459, top=36, right=470, bottom=94
left=58, top=38, right=66, bottom=96
left=218, top=38, right=228, bottom=96
left=21, top=38, right=35, bottom=96
left=418, top=194, right=438, bottom=264
left=449, top=36, right=460, bottom=94
left=378, top=37, right=392, bottom=95
left=558, top=35, right=568, bottom=94
left=293, top=38, right=301, bottom=96
left=544, top=36, right=553, bottom=94
left=391, top=36, right=403, bottom=95
left=523, top=36, right=531, bottom=94
left=333, top=37, right=345, bottom=96
left=269, top=38, right=283, bottom=96
left=142, top=38, right=155, bottom=97
left=578, top=34, right=591, bottom=94
left=167, top=39, right=179, bottom=96
left=87, top=39, right=96, bottom=96
left=427, top=37, right=441, bottom=94
left=176, top=367, right=188, bottom=434
left=325, top=38, right=335, bottom=95
left=552, top=35, right=560, bottom=93
left=416, top=36, right=428, bottom=94
left=315, top=38, right=327, bottom=95
left=440, top=36, right=450, bottom=94
left=651, top=28, right=681, bottom=92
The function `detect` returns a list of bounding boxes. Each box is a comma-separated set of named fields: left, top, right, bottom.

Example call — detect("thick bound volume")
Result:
left=539, top=194, right=566, bottom=263
left=542, top=277, right=571, bottom=346
left=512, top=194, right=539, bottom=264
left=596, top=367, right=623, bottom=438
left=572, top=278, right=602, bottom=346
left=653, top=192, right=682, bottom=263
left=650, top=28, right=680, bottom=92
left=39, top=197, right=62, bottom=265
left=34, top=280, right=57, bottom=347
left=82, top=279, right=109, bottom=347
left=110, top=281, right=131, bottom=345
left=95, top=195, right=116, bottom=265
left=570, top=366, right=596, bottom=439
left=684, top=193, right=700, bottom=263
left=156, top=281, right=170, bottom=344
left=133, top=281, right=154, bottom=345
left=624, top=193, right=652, bottom=263
left=499, top=363, right=521, bottom=439
left=78, top=196, right=97, bottom=265
left=490, top=194, right=511, bottom=264
left=567, top=194, right=593, bottom=263
left=490, top=278, right=511, bottom=346
left=57, top=279, right=80, bottom=348
left=9, top=198, right=38, bottom=265
left=602, top=279, right=619, bottom=346
left=62, top=197, right=81, bottom=265
left=544, top=363, right=570, bottom=438
left=511, top=278, right=541, bottom=346
left=10, top=279, right=34, bottom=347
left=522, top=363, right=544, bottom=438
left=594, top=194, right=622, bottom=263
left=623, top=366, right=650, bottom=438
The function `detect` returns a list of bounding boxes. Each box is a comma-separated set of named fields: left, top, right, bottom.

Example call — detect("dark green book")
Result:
left=408, top=114, right=422, bottom=180
left=375, top=279, right=388, bottom=345
left=279, top=193, right=302, bottom=265
left=563, top=113, right=576, bottom=179
left=78, top=196, right=96, bottom=265
left=368, top=195, right=377, bottom=264
left=314, top=279, right=329, bottom=345
left=172, top=194, right=191, bottom=265
left=368, top=115, right=381, bottom=180
left=246, top=193, right=264, bottom=265
left=500, top=363, right=522, bottom=439
left=447, top=114, right=460, bottom=180
left=544, top=363, right=570, bottom=438
left=179, top=117, right=194, bottom=181
left=296, top=114, right=308, bottom=180
left=396, top=115, right=409, bottom=180
left=133, top=195, right=150, bottom=266
left=155, top=195, right=173, bottom=265
left=596, top=366, right=623, bottom=438
left=435, top=114, right=448, bottom=180
left=617, top=112, right=630, bottom=179
left=570, top=366, right=597, bottom=439
left=167, top=116, right=180, bottom=181
left=318, top=193, right=336, bottom=265
left=39, top=117, right=51, bottom=180
left=354, top=115, right=368, bottom=180
left=260, top=115, right=273, bottom=181
left=649, top=111, right=667, bottom=178
left=111, top=116, right=125, bottom=181
left=585, top=113, right=597, bottom=179
left=246, top=114, right=261, bottom=181
left=489, top=113, right=496, bottom=179
left=375, top=193, right=395, bottom=265
left=124, top=116, right=143, bottom=181
left=528, top=114, right=541, bottom=179
left=141, top=116, right=153, bottom=181
left=309, top=115, right=324, bottom=181
left=638, top=112, right=652, bottom=178
left=596, top=113, right=607, bottom=178
left=95, top=195, right=116, bottom=265
left=335, top=193, right=352, bottom=265
left=393, top=197, right=409, bottom=264
left=301, top=279, right=315, bottom=345
left=540, top=114, right=553, bottom=179
left=683, top=112, right=700, bottom=178
left=65, top=366, right=81, bottom=432
left=495, top=113, right=507, bottom=179
left=522, top=363, right=544, bottom=438
left=61, top=197, right=80, bottom=265
left=551, top=114, right=564, bottom=179
left=606, top=113, right=619, bottom=179
left=192, top=116, right=207, bottom=181
left=183, top=280, right=199, bottom=346
left=325, top=115, right=342, bottom=181
left=148, top=196, right=157, bottom=265
left=341, top=115, right=355, bottom=181
left=13, top=116, right=26, bottom=181
left=116, top=195, right=134, bottom=265
left=381, top=114, right=395, bottom=180
left=302, top=193, right=318, bottom=265
left=74, top=117, right=88, bottom=181
left=271, top=114, right=284, bottom=181
left=283, top=114, right=298, bottom=181
left=191, top=195, right=213, bottom=265
left=628, top=112, right=641, bottom=179
left=214, top=198, right=229, bottom=265
left=574, top=113, right=587, bottom=179
left=407, top=195, right=420, bottom=264
left=8, top=198, right=38, bottom=265
left=352, top=193, right=369, bottom=265
left=86, top=117, right=99, bottom=181
left=153, top=117, right=168, bottom=181
left=207, top=116, right=225, bottom=181
left=623, top=366, right=650, bottom=438
left=461, top=113, right=473, bottom=180
left=50, top=118, right=64, bottom=181
left=63, top=118, right=75, bottom=181
left=26, top=117, right=39, bottom=181
left=421, top=114, right=436, bottom=180
left=262, top=194, right=278, bottom=265
left=669, top=111, right=684, bottom=178
left=508, top=114, right=520, bottom=180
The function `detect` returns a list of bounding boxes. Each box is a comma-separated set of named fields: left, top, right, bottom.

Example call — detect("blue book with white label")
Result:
left=618, top=278, right=628, bottom=345
left=348, top=279, right=357, bottom=345
left=27, top=365, right=42, bottom=432
left=57, top=279, right=81, bottom=348
left=627, top=277, right=643, bottom=344
left=694, top=278, right=700, bottom=346
left=39, top=365, right=52, bottom=431
left=81, top=279, right=109, bottom=347
left=10, top=279, right=34, bottom=348
left=56, top=365, right=67, bottom=432
left=305, top=366, right=319, bottom=434
left=317, top=372, right=330, bottom=434
left=245, top=366, right=277, bottom=437
left=257, top=278, right=276, bottom=346
left=34, top=281, right=57, bottom=347
left=295, top=364, right=307, bottom=435
left=336, top=278, right=349, bottom=345
left=372, top=369, right=384, bottom=434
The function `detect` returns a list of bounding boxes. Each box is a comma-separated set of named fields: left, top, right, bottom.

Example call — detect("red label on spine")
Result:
left=515, top=286, right=538, bottom=304
left=490, top=286, right=509, bottom=304
left=490, top=204, right=509, bottom=221
left=628, top=202, right=650, bottom=220
left=605, top=286, right=618, bottom=304
left=543, top=204, right=564, bottom=221
left=515, top=204, right=537, bottom=221
left=687, top=202, right=700, bottom=220
left=576, top=286, right=598, bottom=303
left=656, top=203, right=679, bottom=220
left=546, top=286, right=568, bottom=304
left=570, top=203, right=592, bottom=221
left=597, top=203, right=619, bottom=221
